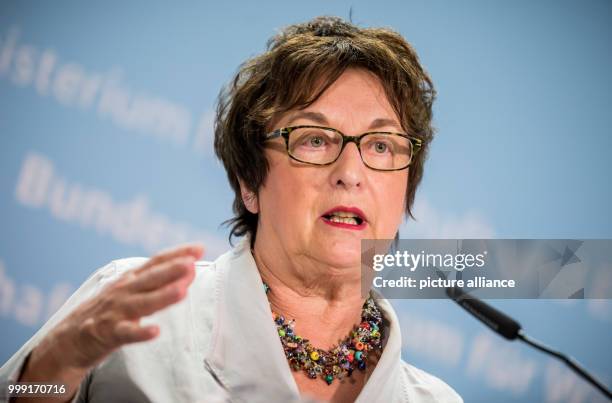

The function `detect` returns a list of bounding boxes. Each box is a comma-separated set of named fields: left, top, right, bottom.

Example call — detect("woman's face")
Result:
left=252, top=68, right=409, bottom=268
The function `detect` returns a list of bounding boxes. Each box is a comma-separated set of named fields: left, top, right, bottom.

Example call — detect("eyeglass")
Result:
left=263, top=125, right=422, bottom=171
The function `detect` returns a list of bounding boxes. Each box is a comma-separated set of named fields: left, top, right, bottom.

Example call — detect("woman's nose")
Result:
left=328, top=142, right=366, bottom=189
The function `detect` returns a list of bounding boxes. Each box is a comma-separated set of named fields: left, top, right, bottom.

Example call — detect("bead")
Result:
left=265, top=283, right=384, bottom=384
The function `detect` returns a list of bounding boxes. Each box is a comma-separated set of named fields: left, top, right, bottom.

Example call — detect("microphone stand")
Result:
left=446, top=286, right=612, bottom=400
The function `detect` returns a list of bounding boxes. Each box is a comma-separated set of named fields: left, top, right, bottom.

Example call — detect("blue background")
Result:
left=1, top=1, right=611, bottom=402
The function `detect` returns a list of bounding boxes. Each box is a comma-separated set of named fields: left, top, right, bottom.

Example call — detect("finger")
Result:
left=126, top=256, right=195, bottom=293
left=114, top=320, right=159, bottom=344
left=135, top=243, right=204, bottom=274
left=123, top=275, right=195, bottom=318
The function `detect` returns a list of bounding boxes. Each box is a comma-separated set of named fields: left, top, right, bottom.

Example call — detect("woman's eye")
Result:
left=309, top=136, right=325, bottom=147
left=374, top=142, right=388, bottom=153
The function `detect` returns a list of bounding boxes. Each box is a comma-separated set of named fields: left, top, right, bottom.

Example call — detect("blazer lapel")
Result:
left=204, top=238, right=302, bottom=402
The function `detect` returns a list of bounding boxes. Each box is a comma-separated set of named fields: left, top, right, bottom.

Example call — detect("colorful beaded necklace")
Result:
left=263, top=282, right=384, bottom=385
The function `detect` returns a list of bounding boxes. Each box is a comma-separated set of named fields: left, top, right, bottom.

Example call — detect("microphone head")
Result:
left=446, top=286, right=522, bottom=340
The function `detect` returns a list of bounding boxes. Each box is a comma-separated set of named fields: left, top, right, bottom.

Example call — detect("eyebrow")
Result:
left=285, top=111, right=404, bottom=132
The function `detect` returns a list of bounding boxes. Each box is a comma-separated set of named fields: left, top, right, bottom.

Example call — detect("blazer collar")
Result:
left=204, top=237, right=405, bottom=403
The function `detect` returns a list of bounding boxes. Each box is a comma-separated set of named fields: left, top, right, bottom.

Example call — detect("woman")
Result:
left=0, top=16, right=462, bottom=403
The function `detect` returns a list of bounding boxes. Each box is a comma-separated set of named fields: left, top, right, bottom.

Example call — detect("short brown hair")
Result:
left=214, top=16, right=436, bottom=244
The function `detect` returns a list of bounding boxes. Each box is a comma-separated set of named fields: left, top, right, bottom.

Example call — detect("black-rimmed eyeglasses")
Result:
left=263, top=125, right=422, bottom=171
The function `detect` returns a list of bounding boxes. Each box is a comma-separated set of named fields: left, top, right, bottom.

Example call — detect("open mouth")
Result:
left=322, top=212, right=364, bottom=226
left=321, top=207, right=367, bottom=229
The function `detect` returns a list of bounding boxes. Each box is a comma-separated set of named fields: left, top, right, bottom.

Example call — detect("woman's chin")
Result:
left=317, top=241, right=362, bottom=268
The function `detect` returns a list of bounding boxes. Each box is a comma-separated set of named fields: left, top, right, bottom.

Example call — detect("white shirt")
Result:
left=0, top=237, right=462, bottom=402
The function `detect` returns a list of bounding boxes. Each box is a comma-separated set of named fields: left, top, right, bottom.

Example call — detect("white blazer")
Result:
left=0, top=237, right=462, bottom=403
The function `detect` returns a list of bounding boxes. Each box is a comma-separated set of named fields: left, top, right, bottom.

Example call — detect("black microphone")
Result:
left=446, top=286, right=612, bottom=400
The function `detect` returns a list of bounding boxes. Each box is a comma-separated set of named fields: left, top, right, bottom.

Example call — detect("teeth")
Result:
left=329, top=216, right=359, bottom=225
left=329, top=211, right=358, bottom=218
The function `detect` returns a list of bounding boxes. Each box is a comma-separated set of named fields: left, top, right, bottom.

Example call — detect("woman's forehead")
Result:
left=280, top=110, right=404, bottom=133
left=273, top=69, right=401, bottom=129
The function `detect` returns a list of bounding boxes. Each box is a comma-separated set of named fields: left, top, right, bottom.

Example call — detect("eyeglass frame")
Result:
left=263, top=125, right=423, bottom=171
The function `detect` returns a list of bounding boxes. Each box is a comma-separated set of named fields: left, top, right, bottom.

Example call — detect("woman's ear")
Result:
left=238, top=179, right=259, bottom=214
